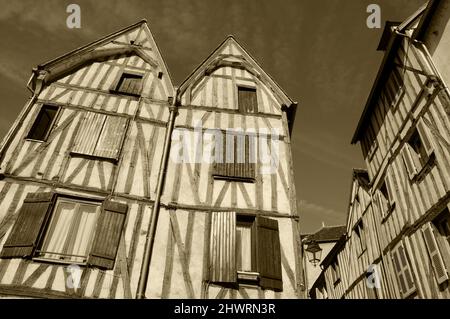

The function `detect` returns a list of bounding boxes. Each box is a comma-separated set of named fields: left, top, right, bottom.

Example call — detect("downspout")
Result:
left=394, top=28, right=450, bottom=98
left=0, top=70, right=42, bottom=177
left=136, top=87, right=179, bottom=299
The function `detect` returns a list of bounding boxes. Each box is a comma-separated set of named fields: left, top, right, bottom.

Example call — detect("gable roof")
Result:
left=304, top=225, right=346, bottom=243
left=29, top=19, right=174, bottom=96
left=177, top=35, right=298, bottom=133
left=351, top=1, right=433, bottom=144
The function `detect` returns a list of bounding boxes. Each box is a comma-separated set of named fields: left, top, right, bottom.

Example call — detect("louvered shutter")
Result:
left=93, top=116, right=128, bottom=160
left=392, top=243, right=416, bottom=298
left=209, top=211, right=236, bottom=283
left=88, top=201, right=128, bottom=270
left=422, top=223, right=449, bottom=285
left=1, top=192, right=55, bottom=258
left=401, top=145, right=419, bottom=180
left=72, top=112, right=107, bottom=155
left=256, top=217, right=282, bottom=291
left=416, top=119, right=434, bottom=157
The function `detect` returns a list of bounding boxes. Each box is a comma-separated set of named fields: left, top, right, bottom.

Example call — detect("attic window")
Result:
left=112, top=72, right=143, bottom=97
left=27, top=105, right=59, bottom=141
left=238, top=86, right=257, bottom=114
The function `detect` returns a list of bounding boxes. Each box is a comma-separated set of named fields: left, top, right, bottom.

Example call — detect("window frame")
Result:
left=110, top=69, right=145, bottom=98
left=237, top=84, right=258, bottom=114
left=25, top=104, right=61, bottom=142
left=236, top=214, right=259, bottom=283
left=402, top=119, right=435, bottom=181
left=33, top=196, right=101, bottom=266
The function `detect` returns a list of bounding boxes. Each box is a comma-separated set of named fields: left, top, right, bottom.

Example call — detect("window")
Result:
left=354, top=220, right=366, bottom=256
left=212, top=131, right=256, bottom=182
left=236, top=216, right=256, bottom=274
left=0, top=192, right=128, bottom=270
left=112, top=72, right=144, bottom=97
left=331, top=259, right=341, bottom=285
left=377, top=173, right=396, bottom=219
left=402, top=119, right=434, bottom=180
left=238, top=86, right=258, bottom=113
left=38, top=198, right=100, bottom=264
left=391, top=242, right=416, bottom=298
left=209, top=211, right=282, bottom=291
left=27, top=105, right=59, bottom=141
left=72, top=111, right=128, bottom=161
left=422, top=207, right=450, bottom=285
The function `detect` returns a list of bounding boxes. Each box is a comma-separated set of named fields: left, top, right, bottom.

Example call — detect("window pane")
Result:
left=40, top=199, right=99, bottom=263
left=236, top=224, right=252, bottom=272
left=71, top=204, right=99, bottom=262
left=41, top=201, right=77, bottom=260
left=238, top=87, right=257, bottom=113
left=27, top=105, right=58, bottom=141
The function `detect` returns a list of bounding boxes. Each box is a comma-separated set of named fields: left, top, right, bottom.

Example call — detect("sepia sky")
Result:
left=0, top=0, right=426, bottom=234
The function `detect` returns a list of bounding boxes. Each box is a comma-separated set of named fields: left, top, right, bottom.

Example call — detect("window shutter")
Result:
left=1, top=192, right=55, bottom=258
left=93, top=116, right=128, bottom=160
left=422, top=223, right=449, bottom=285
left=385, top=172, right=396, bottom=207
left=392, top=243, right=416, bottom=298
left=401, top=145, right=419, bottom=180
left=72, top=112, right=107, bottom=155
left=377, top=191, right=389, bottom=216
left=416, top=119, right=434, bottom=157
left=88, top=200, right=128, bottom=270
left=256, top=216, right=282, bottom=291
left=209, top=211, right=236, bottom=283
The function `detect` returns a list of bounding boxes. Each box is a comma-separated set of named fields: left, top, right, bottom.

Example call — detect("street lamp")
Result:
left=305, top=240, right=322, bottom=267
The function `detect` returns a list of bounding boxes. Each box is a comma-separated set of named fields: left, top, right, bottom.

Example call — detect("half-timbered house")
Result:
left=0, top=20, right=301, bottom=299
left=311, top=0, right=450, bottom=299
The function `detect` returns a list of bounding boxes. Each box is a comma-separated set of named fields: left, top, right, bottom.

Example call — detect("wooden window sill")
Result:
left=212, top=175, right=256, bottom=183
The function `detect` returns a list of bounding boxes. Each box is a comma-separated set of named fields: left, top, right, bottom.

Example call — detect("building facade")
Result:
left=0, top=20, right=302, bottom=298
left=311, top=0, right=450, bottom=299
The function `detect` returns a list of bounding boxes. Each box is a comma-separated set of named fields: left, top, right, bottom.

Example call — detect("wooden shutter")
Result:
left=416, top=119, right=434, bottom=157
left=88, top=201, right=128, bottom=270
left=117, top=73, right=143, bottom=96
left=401, top=145, right=419, bottom=180
left=391, top=243, right=416, bottom=298
left=385, top=172, right=396, bottom=207
left=238, top=87, right=257, bottom=113
left=422, top=223, right=449, bottom=285
left=1, top=192, right=55, bottom=258
left=377, top=191, right=389, bottom=217
left=213, top=134, right=255, bottom=181
left=209, top=211, right=236, bottom=283
left=256, top=216, right=282, bottom=291
left=93, top=116, right=128, bottom=160
left=72, top=112, right=107, bottom=155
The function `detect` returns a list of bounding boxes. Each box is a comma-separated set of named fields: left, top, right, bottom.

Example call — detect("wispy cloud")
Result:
left=299, top=199, right=346, bottom=222
left=0, top=62, right=29, bottom=86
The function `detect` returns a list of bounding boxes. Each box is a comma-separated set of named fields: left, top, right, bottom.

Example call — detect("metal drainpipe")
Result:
left=136, top=87, right=179, bottom=299
left=394, top=28, right=450, bottom=98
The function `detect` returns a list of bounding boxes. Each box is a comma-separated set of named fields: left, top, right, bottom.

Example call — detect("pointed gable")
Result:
left=178, top=36, right=296, bottom=117
left=30, top=20, right=174, bottom=99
